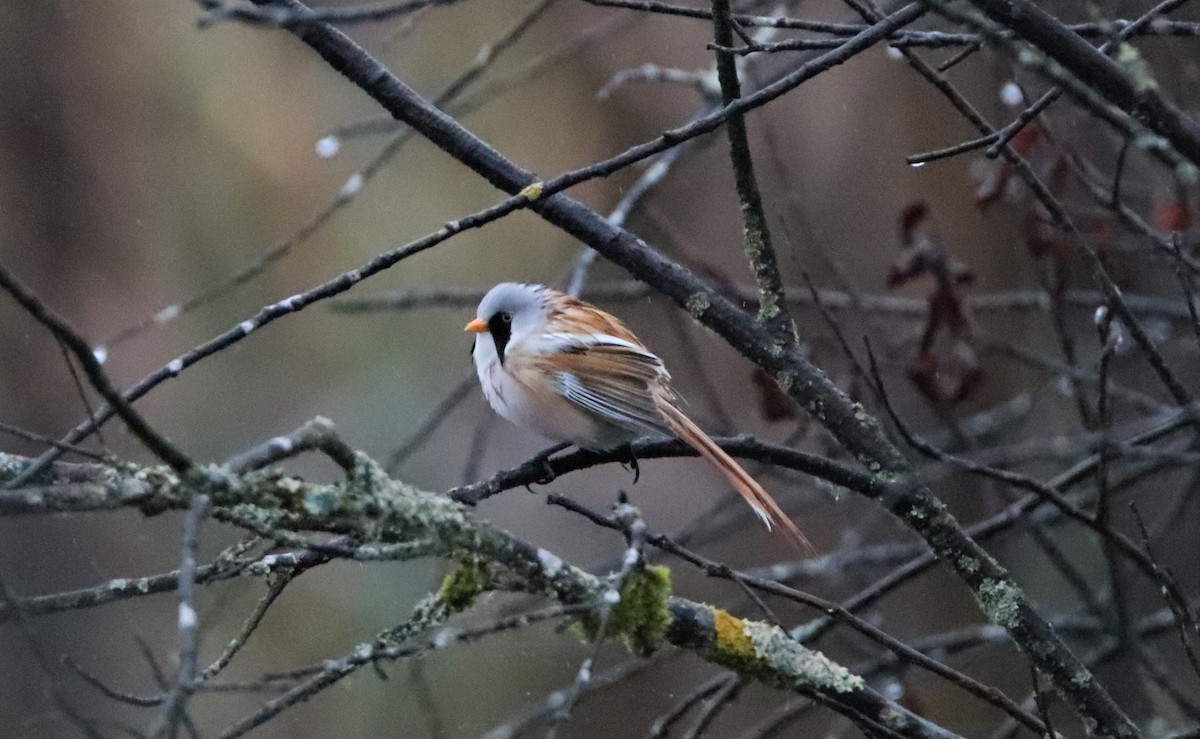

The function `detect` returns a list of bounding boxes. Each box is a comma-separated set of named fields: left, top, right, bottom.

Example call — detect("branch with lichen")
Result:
left=666, top=598, right=963, bottom=739
left=0, top=440, right=944, bottom=737
left=709, top=0, right=796, bottom=341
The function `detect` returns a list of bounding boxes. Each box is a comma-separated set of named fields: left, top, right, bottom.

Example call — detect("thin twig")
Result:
left=1129, top=502, right=1200, bottom=683
left=152, top=492, right=211, bottom=738
left=548, top=495, right=647, bottom=735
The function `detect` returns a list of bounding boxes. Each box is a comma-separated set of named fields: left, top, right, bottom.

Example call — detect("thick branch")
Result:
left=0, top=449, right=936, bottom=735
left=956, top=0, right=1200, bottom=170
left=665, top=598, right=962, bottom=738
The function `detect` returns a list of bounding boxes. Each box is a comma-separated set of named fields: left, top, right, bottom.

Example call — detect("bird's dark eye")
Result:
left=500, top=312, right=512, bottom=323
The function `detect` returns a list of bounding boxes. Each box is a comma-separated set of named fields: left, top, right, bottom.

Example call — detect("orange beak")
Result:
left=464, top=318, right=488, bottom=333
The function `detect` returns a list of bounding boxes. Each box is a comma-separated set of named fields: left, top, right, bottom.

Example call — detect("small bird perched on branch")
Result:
left=466, top=282, right=808, bottom=548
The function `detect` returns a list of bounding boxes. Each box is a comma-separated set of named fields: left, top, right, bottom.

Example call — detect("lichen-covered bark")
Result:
left=1, top=451, right=935, bottom=735
left=665, top=598, right=963, bottom=739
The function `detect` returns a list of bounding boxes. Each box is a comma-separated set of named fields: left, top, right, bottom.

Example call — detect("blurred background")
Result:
left=1, top=0, right=1198, bottom=736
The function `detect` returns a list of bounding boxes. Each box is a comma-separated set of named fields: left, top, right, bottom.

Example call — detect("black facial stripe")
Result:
left=487, top=313, right=512, bottom=363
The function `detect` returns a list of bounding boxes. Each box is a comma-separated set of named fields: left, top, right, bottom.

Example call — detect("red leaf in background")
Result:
left=1087, top=215, right=1134, bottom=286
left=1088, top=216, right=1116, bottom=241
left=1024, top=210, right=1070, bottom=263
left=1020, top=159, right=1074, bottom=273
left=889, top=202, right=940, bottom=287
left=926, top=288, right=969, bottom=342
left=888, top=202, right=975, bottom=288
left=889, top=202, right=983, bottom=405
left=899, top=201, right=931, bottom=246
left=1151, top=200, right=1190, bottom=232
left=974, top=125, right=1044, bottom=210
left=908, top=341, right=984, bottom=405
left=1010, top=124, right=1043, bottom=157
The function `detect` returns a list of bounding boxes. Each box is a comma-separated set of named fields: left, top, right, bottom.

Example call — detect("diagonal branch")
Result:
left=953, top=0, right=1200, bottom=170
left=0, top=263, right=193, bottom=473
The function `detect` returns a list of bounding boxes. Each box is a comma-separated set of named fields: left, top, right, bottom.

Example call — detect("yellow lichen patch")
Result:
left=518, top=181, right=545, bottom=200
left=712, top=608, right=755, bottom=658
left=706, top=607, right=865, bottom=693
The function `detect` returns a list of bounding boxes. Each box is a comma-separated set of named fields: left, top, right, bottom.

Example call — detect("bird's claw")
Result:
left=523, top=441, right=571, bottom=492
left=534, top=456, right=557, bottom=486
left=618, top=443, right=640, bottom=484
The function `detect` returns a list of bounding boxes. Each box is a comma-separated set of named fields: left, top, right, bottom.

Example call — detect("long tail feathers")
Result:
left=655, top=398, right=813, bottom=553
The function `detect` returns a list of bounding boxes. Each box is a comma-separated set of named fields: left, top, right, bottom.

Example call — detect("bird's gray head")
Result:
left=467, top=282, right=549, bottom=363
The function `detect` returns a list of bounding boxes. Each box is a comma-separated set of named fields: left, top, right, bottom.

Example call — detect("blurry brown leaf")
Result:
left=1151, top=199, right=1190, bottom=232
left=1087, top=215, right=1134, bottom=286
left=888, top=205, right=934, bottom=287
left=974, top=125, right=1045, bottom=210
left=896, top=677, right=924, bottom=716
left=908, top=342, right=983, bottom=405
left=889, top=202, right=983, bottom=404
left=926, top=288, right=969, bottom=344
left=1010, top=124, right=1043, bottom=157
left=899, top=201, right=932, bottom=248
left=1024, top=210, right=1070, bottom=263
left=888, top=202, right=975, bottom=288
left=974, top=161, right=1010, bottom=209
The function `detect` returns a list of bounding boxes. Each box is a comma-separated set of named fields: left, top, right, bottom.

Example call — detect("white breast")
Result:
left=472, top=336, right=607, bottom=447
